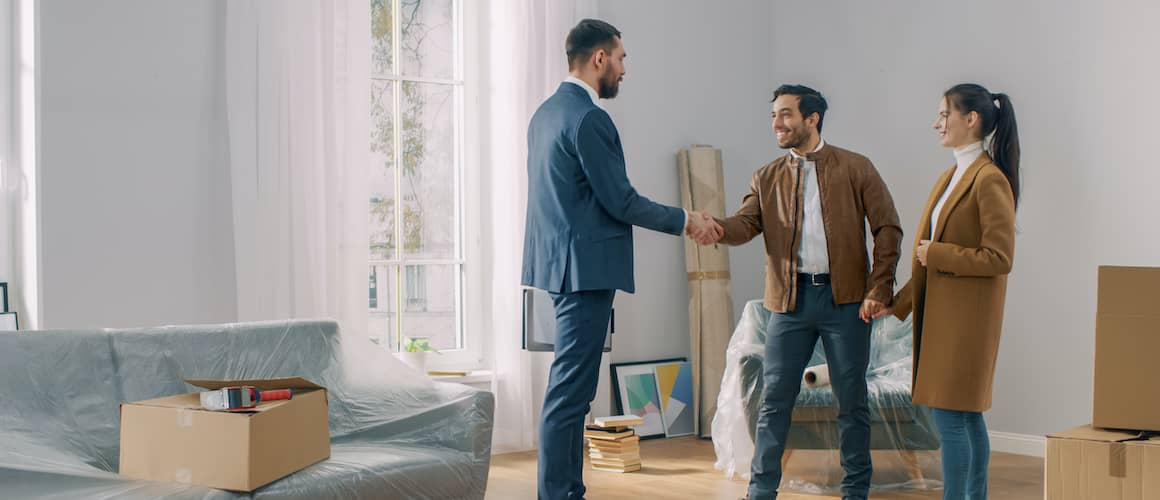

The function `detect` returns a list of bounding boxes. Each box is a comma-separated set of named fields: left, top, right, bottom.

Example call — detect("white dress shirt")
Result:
left=791, top=139, right=829, bottom=274
left=565, top=76, right=602, bottom=109
left=930, top=141, right=983, bottom=239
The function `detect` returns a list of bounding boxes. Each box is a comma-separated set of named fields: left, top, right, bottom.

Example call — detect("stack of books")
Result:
left=585, top=415, right=644, bottom=473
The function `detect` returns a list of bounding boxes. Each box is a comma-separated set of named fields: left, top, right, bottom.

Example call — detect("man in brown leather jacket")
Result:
left=709, top=84, right=902, bottom=500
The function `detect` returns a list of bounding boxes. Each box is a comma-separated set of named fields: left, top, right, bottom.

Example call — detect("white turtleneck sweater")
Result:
left=930, top=141, right=983, bottom=239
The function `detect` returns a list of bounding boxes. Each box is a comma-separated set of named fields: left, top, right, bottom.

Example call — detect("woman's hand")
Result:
left=916, top=240, right=931, bottom=266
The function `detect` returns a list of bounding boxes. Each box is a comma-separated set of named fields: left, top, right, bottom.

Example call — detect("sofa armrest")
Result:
left=441, top=384, right=495, bottom=460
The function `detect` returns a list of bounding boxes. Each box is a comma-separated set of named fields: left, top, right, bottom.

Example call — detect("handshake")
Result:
left=685, top=211, right=724, bottom=246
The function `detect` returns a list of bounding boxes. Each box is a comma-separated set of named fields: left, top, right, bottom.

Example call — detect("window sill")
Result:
left=428, top=370, right=493, bottom=386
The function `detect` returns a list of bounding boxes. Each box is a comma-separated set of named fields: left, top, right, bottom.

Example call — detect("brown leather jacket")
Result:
left=717, top=143, right=902, bottom=313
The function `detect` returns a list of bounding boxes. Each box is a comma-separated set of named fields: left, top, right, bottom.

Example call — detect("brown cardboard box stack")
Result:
left=586, top=415, right=644, bottom=473
left=1045, top=267, right=1160, bottom=499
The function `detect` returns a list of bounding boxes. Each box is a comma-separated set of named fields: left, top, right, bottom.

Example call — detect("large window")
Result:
left=368, top=0, right=464, bottom=355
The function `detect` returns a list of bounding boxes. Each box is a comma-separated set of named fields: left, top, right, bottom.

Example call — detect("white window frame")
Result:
left=371, top=0, right=483, bottom=369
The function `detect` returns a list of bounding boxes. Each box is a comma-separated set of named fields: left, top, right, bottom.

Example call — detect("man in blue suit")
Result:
left=522, top=18, right=722, bottom=500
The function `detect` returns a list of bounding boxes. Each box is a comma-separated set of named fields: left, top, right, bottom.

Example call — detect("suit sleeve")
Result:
left=575, top=109, right=686, bottom=235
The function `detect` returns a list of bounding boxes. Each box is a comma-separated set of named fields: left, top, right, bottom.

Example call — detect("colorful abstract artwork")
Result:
left=654, top=361, right=694, bottom=437
left=611, top=358, right=687, bottom=439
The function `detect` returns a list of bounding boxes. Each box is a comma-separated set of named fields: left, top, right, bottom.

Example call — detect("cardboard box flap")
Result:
left=184, top=377, right=324, bottom=391
left=124, top=393, right=204, bottom=410
left=1098, top=266, right=1160, bottom=316
left=126, top=393, right=292, bottom=414
left=1048, top=424, right=1144, bottom=443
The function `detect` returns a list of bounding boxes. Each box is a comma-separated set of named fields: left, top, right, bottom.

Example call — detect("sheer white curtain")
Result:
left=482, top=0, right=598, bottom=454
left=0, top=2, right=14, bottom=315
left=224, top=0, right=371, bottom=341
left=1, top=0, right=39, bottom=329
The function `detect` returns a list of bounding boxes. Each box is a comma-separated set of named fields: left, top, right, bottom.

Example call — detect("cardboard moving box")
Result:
left=1045, top=425, right=1160, bottom=499
left=119, top=377, right=330, bottom=491
left=1093, top=266, right=1160, bottom=432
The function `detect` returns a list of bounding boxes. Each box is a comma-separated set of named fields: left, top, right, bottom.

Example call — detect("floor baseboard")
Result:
left=989, top=430, right=1045, bottom=457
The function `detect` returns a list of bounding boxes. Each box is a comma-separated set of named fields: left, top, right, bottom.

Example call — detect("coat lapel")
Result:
left=932, top=153, right=991, bottom=242
left=918, top=168, right=954, bottom=244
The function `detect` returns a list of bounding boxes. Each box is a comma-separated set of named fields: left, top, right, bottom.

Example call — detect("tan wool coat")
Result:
left=892, top=153, right=1016, bottom=412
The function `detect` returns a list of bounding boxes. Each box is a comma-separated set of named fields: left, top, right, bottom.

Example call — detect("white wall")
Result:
left=38, top=0, right=236, bottom=328
left=598, top=0, right=772, bottom=364
left=757, top=0, right=1160, bottom=438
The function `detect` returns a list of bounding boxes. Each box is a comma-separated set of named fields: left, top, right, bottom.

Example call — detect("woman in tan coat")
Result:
left=877, top=83, right=1019, bottom=500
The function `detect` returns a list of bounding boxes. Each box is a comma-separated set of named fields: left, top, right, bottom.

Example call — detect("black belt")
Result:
left=797, top=272, right=830, bottom=286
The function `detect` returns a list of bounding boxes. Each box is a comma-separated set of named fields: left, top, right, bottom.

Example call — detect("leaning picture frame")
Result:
left=610, top=357, right=687, bottom=439
left=0, top=311, right=17, bottom=331
left=0, top=281, right=7, bottom=312
left=652, top=360, right=696, bottom=437
left=521, top=287, right=613, bottom=352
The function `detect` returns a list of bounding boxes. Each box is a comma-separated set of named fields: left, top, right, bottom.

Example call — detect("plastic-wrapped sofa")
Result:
left=0, top=319, right=494, bottom=499
left=713, top=300, right=942, bottom=493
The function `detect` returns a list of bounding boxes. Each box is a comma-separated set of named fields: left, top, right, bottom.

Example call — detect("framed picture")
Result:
left=0, top=282, right=7, bottom=312
left=0, top=311, right=17, bottom=331
left=521, top=288, right=612, bottom=353
left=653, top=360, right=695, bottom=437
left=610, top=357, right=686, bottom=439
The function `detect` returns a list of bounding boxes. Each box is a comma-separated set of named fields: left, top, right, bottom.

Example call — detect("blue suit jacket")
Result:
left=521, top=82, right=685, bottom=294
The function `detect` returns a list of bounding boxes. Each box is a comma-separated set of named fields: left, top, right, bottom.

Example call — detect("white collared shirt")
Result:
left=930, top=141, right=983, bottom=239
left=791, top=139, right=829, bottom=274
left=565, top=76, right=603, bottom=109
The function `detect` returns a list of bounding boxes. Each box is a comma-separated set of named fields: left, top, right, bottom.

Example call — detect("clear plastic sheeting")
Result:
left=0, top=319, right=494, bottom=499
left=713, top=300, right=942, bottom=493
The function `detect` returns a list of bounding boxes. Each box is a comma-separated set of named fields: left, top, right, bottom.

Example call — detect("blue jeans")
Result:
left=930, top=408, right=989, bottom=500
left=748, top=282, right=872, bottom=500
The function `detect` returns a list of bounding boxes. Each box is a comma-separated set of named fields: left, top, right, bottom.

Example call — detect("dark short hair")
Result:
left=772, top=84, right=828, bottom=134
left=566, top=19, right=621, bottom=70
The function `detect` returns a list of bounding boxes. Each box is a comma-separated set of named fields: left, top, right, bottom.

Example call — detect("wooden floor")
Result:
left=486, top=437, right=1044, bottom=499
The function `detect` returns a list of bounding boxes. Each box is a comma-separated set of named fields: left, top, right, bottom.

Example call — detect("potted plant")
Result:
left=399, top=336, right=439, bottom=374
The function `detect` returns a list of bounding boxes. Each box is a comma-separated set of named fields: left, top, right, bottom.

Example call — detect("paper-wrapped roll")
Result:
left=678, top=145, right=734, bottom=437
left=803, top=364, right=831, bottom=389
